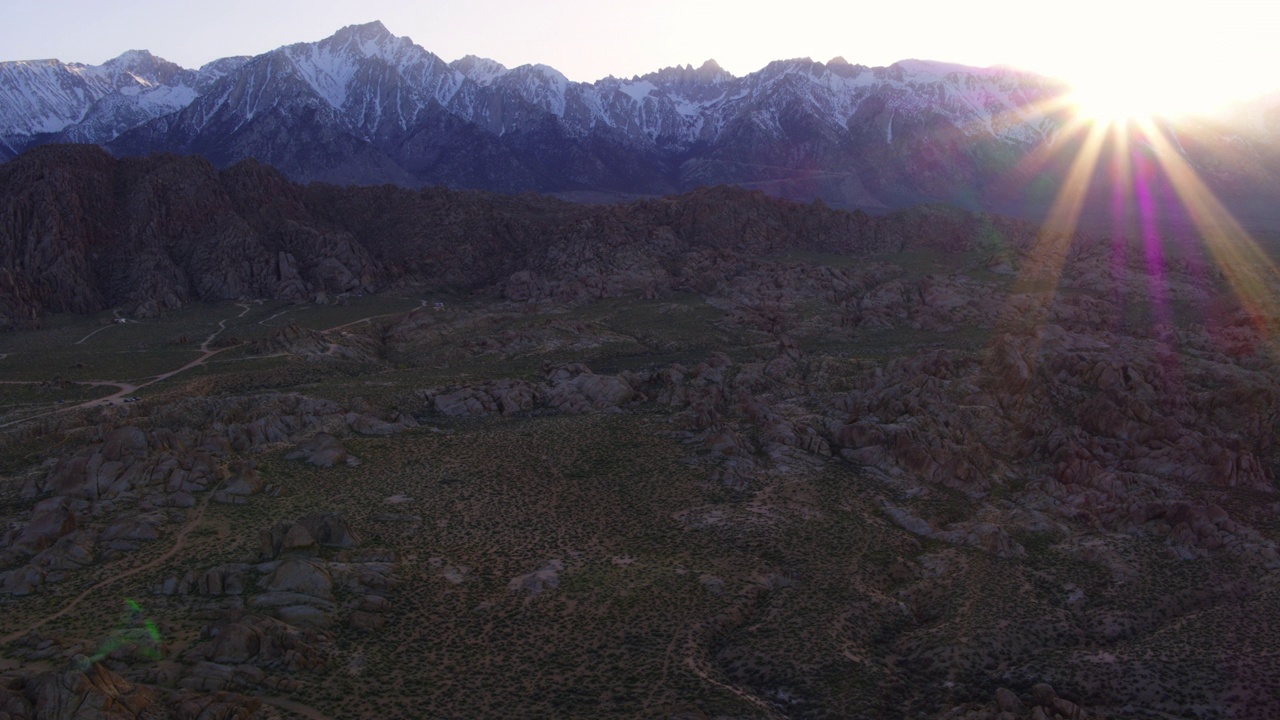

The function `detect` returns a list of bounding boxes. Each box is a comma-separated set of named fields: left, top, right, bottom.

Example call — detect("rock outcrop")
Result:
left=0, top=661, right=260, bottom=719
left=0, top=146, right=1042, bottom=329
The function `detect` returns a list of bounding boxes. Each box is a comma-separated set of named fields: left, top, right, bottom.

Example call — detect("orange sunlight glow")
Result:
left=1014, top=119, right=1110, bottom=305
left=1001, top=80, right=1280, bottom=366
left=1135, top=119, right=1280, bottom=353
left=998, top=115, right=1110, bottom=372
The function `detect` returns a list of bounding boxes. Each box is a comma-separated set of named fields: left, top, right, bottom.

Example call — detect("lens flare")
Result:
left=998, top=80, right=1280, bottom=372
left=81, top=598, right=165, bottom=668
left=1013, top=120, right=1110, bottom=309
left=1134, top=119, right=1280, bottom=357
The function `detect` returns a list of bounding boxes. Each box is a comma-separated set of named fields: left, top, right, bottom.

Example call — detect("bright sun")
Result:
left=1070, top=83, right=1156, bottom=124
left=1062, top=54, right=1267, bottom=126
left=1067, top=69, right=1199, bottom=124
left=1033, top=1, right=1278, bottom=126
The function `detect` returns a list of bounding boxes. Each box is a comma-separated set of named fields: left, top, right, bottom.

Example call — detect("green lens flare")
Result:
left=83, top=598, right=166, bottom=666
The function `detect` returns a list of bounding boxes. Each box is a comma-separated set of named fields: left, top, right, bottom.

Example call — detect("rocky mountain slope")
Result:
left=0, top=50, right=245, bottom=147
left=3, top=22, right=1277, bottom=219
left=0, top=144, right=1040, bottom=330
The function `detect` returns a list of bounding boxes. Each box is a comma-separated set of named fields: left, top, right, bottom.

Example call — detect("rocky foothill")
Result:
left=0, top=388, right=410, bottom=716
left=0, top=660, right=261, bottom=719
left=2, top=147, right=1280, bottom=717
left=391, top=197, right=1279, bottom=717
left=1, top=393, right=411, bottom=593
left=0, top=145, right=1036, bottom=329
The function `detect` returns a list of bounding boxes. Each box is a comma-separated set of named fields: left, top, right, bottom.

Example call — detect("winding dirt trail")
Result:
left=74, top=309, right=130, bottom=346
left=4, top=300, right=417, bottom=433
left=73, top=324, right=116, bottom=345
left=642, top=624, right=685, bottom=711
left=683, top=636, right=787, bottom=720
left=0, top=307, right=252, bottom=628
left=257, top=308, right=299, bottom=326
left=0, top=305, right=253, bottom=430
left=0, top=301, right=411, bottom=719
left=323, top=299, right=427, bottom=334
left=0, top=476, right=224, bottom=646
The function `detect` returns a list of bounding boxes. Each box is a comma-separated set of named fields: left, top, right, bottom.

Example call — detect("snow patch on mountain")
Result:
left=0, top=20, right=1096, bottom=182
left=619, top=80, right=656, bottom=103
left=450, top=55, right=508, bottom=86
left=275, top=21, right=463, bottom=116
left=0, top=22, right=1073, bottom=153
left=287, top=43, right=361, bottom=109
left=504, top=64, right=569, bottom=117
left=196, top=57, right=251, bottom=89
left=0, top=60, right=101, bottom=135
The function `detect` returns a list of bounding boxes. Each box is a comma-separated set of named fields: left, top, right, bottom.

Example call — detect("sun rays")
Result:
left=998, top=95, right=1280, bottom=362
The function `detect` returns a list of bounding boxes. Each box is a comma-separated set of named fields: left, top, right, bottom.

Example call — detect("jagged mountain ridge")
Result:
left=0, top=144, right=1040, bottom=329
left=1, top=23, right=1060, bottom=149
left=0, top=50, right=247, bottom=146
left=0, top=22, right=1074, bottom=208
left=1, top=21, right=1277, bottom=217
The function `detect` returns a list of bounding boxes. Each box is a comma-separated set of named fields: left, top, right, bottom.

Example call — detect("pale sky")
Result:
left=4, top=0, right=1278, bottom=107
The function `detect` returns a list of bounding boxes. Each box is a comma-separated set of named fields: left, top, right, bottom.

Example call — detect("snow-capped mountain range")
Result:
left=2, top=21, right=1276, bottom=215
left=0, top=50, right=245, bottom=145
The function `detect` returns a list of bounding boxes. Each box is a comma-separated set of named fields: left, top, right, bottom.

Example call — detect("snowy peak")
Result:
left=0, top=50, right=196, bottom=142
left=450, top=55, right=509, bottom=86
left=272, top=21, right=457, bottom=114
left=322, top=20, right=416, bottom=63
left=0, top=20, right=1067, bottom=152
left=285, top=20, right=433, bottom=74
left=99, top=49, right=189, bottom=88
left=632, top=59, right=734, bottom=111
left=822, top=57, right=871, bottom=79
left=890, top=59, right=979, bottom=80
left=195, top=56, right=250, bottom=92
left=488, top=64, right=570, bottom=117
left=643, top=59, right=734, bottom=87
left=101, top=49, right=158, bottom=71
left=339, top=20, right=393, bottom=39
left=518, top=64, right=569, bottom=84
left=697, top=59, right=729, bottom=77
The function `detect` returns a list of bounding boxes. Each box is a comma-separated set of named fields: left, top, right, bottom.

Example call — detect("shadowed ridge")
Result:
left=0, top=145, right=1047, bottom=329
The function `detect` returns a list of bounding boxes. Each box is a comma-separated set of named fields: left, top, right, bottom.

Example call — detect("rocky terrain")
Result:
left=0, top=144, right=1036, bottom=330
left=1, top=147, right=1279, bottom=717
